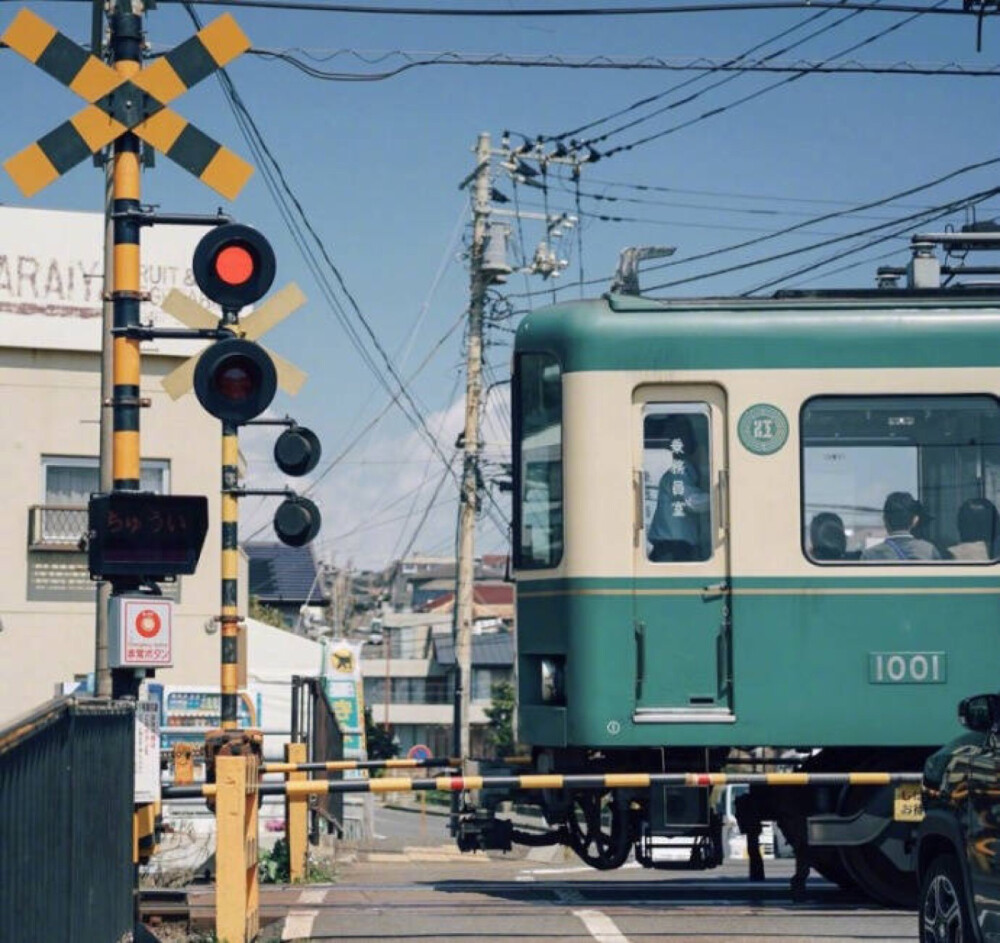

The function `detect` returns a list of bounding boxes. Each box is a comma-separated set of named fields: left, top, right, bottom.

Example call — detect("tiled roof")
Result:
left=245, top=542, right=327, bottom=604
left=433, top=631, right=514, bottom=667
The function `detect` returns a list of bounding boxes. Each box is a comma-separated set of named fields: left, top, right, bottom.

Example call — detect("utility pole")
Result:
left=453, top=132, right=491, bottom=767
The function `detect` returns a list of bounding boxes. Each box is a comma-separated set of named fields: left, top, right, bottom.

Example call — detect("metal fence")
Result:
left=0, top=696, right=135, bottom=943
left=290, top=677, right=345, bottom=841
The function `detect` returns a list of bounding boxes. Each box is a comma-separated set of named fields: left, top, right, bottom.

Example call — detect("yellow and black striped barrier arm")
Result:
left=164, top=770, right=925, bottom=801
left=1, top=9, right=253, bottom=199
left=262, top=756, right=460, bottom=774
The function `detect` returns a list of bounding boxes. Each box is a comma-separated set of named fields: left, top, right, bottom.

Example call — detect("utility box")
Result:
left=109, top=595, right=174, bottom=669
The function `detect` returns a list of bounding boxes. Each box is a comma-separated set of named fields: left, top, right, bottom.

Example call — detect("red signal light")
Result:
left=194, top=338, right=277, bottom=424
left=214, top=244, right=255, bottom=286
left=193, top=224, right=275, bottom=311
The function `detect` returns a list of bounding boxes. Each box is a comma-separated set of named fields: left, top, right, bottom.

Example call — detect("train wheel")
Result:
left=566, top=791, right=631, bottom=870
left=836, top=781, right=917, bottom=907
left=809, top=847, right=858, bottom=892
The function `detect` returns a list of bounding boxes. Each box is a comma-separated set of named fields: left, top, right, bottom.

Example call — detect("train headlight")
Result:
left=540, top=657, right=565, bottom=704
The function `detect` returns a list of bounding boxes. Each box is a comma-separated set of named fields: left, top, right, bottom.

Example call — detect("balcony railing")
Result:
left=28, top=505, right=88, bottom=551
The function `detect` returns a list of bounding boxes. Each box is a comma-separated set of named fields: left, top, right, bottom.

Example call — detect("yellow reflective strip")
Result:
left=286, top=781, right=324, bottom=798
left=463, top=776, right=484, bottom=790
left=132, top=59, right=187, bottom=104
left=2, top=9, right=56, bottom=62
left=113, top=432, right=140, bottom=480
left=385, top=759, right=419, bottom=768
left=222, top=435, right=239, bottom=466
left=604, top=773, right=651, bottom=788
left=519, top=775, right=564, bottom=790
left=113, top=337, right=139, bottom=385
left=134, top=109, right=187, bottom=153
left=222, top=550, right=239, bottom=580
left=199, top=148, right=254, bottom=201
left=684, top=773, right=727, bottom=785
left=767, top=773, right=811, bottom=786
left=370, top=777, right=413, bottom=794
left=220, top=664, right=238, bottom=687
left=71, top=105, right=125, bottom=153
left=69, top=56, right=122, bottom=101
left=849, top=772, right=893, bottom=785
left=198, top=14, right=251, bottom=66
left=114, top=244, right=140, bottom=293
left=112, top=149, right=140, bottom=201
left=3, top=144, right=59, bottom=198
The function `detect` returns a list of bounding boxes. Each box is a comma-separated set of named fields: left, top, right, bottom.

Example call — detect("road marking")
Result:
left=574, top=909, right=631, bottom=943
left=297, top=889, right=326, bottom=904
left=281, top=909, right=318, bottom=941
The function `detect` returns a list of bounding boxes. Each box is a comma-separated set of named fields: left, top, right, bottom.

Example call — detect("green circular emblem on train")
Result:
left=737, top=403, right=789, bottom=455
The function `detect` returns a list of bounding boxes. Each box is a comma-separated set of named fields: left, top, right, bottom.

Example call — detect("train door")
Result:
left=632, top=385, right=732, bottom=721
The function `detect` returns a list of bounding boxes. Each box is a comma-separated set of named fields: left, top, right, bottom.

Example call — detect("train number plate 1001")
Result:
left=893, top=783, right=924, bottom=822
left=868, top=652, right=946, bottom=684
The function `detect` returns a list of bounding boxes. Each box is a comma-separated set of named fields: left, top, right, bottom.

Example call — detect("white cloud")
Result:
left=237, top=386, right=511, bottom=570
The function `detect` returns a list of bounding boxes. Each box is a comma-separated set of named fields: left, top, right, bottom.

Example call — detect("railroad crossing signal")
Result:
left=160, top=227, right=307, bottom=407
left=1, top=9, right=253, bottom=199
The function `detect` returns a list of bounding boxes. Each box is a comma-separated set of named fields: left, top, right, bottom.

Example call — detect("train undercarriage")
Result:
left=456, top=745, right=930, bottom=908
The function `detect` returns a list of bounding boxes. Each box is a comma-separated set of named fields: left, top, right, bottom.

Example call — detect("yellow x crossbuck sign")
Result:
left=2, top=9, right=253, bottom=199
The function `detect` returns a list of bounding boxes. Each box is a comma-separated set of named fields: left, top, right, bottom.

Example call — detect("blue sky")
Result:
left=2, top=1, right=998, bottom=569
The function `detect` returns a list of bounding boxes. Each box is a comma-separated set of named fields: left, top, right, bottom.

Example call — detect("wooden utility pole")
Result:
left=453, top=132, right=491, bottom=764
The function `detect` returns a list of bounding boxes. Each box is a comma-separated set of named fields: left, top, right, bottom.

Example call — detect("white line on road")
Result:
left=281, top=909, right=319, bottom=941
left=573, top=909, right=632, bottom=943
left=297, top=889, right=326, bottom=904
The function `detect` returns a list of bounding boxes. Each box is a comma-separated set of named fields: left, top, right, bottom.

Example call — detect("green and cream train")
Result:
left=496, top=243, right=1000, bottom=905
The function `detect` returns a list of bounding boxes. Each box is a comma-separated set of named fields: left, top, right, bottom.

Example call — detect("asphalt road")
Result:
left=262, top=803, right=918, bottom=942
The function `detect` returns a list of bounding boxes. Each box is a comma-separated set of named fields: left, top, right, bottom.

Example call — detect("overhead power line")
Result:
left=596, top=0, right=944, bottom=159
left=248, top=48, right=1000, bottom=82
left=145, top=1, right=979, bottom=17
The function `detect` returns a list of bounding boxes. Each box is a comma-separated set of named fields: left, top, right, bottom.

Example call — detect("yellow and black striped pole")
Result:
left=220, top=421, right=241, bottom=729
left=109, top=9, right=144, bottom=700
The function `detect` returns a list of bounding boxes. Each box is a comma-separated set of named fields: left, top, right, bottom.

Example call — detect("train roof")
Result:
left=514, top=288, right=1000, bottom=373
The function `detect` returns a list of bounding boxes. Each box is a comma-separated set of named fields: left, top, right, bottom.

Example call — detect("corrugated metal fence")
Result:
left=290, top=676, right=345, bottom=841
left=0, top=697, right=135, bottom=943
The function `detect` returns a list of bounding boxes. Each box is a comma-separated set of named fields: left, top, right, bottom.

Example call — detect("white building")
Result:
left=0, top=205, right=243, bottom=725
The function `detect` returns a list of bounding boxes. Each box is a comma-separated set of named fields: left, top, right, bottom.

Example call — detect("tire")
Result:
left=919, top=853, right=974, bottom=943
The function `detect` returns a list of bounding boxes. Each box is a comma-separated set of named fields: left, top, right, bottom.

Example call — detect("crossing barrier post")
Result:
left=285, top=741, right=309, bottom=882
left=216, top=753, right=260, bottom=943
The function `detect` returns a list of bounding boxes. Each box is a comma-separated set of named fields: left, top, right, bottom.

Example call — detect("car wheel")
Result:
left=920, top=853, right=974, bottom=943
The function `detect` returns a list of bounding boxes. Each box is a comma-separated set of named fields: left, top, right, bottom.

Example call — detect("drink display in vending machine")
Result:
left=147, top=683, right=259, bottom=777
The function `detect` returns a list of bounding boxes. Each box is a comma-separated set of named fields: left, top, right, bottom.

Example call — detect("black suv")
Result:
left=916, top=693, right=1000, bottom=943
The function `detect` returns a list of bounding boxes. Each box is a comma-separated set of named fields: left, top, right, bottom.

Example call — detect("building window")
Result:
left=472, top=667, right=509, bottom=702
left=801, top=395, right=1000, bottom=564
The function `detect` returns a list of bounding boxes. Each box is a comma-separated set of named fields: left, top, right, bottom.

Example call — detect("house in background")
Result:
left=245, top=542, right=329, bottom=630
left=360, top=570, right=514, bottom=758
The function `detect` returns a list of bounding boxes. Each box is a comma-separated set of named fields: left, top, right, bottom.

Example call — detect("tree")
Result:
left=484, top=679, right=516, bottom=759
left=249, top=594, right=287, bottom=629
left=364, top=706, right=399, bottom=761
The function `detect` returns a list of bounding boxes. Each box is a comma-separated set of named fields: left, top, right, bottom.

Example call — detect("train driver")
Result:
left=647, top=416, right=711, bottom=562
left=861, top=491, right=942, bottom=562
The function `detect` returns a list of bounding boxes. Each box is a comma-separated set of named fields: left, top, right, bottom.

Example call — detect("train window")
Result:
left=514, top=353, right=563, bottom=570
left=643, top=404, right=713, bottom=563
left=801, top=395, right=1000, bottom=564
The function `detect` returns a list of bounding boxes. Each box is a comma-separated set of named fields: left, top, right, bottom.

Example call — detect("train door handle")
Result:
left=702, top=581, right=729, bottom=602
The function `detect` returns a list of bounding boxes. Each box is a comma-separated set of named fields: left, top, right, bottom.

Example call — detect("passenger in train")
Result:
left=647, top=416, right=711, bottom=562
left=808, top=512, right=847, bottom=561
left=948, top=497, right=1000, bottom=561
left=861, top=491, right=942, bottom=561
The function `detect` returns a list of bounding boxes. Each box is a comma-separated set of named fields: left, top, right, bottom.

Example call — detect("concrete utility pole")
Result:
left=453, top=132, right=491, bottom=765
